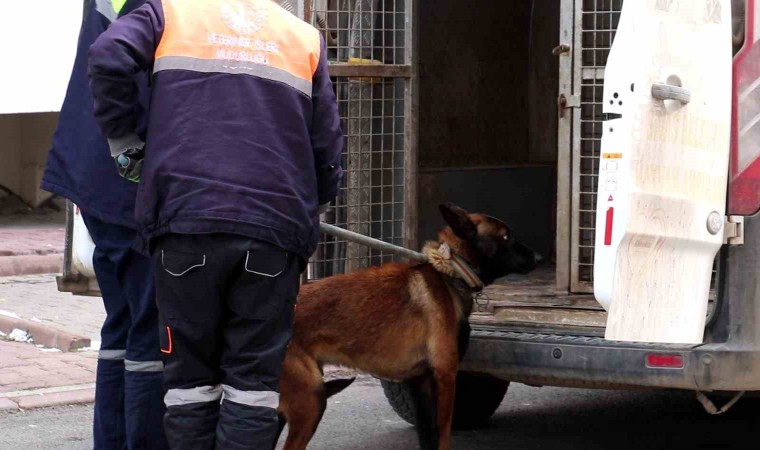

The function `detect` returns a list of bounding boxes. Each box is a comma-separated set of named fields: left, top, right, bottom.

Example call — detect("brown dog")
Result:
left=276, top=203, right=540, bottom=450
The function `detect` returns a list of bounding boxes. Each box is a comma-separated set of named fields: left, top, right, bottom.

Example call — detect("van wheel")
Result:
left=381, top=372, right=509, bottom=430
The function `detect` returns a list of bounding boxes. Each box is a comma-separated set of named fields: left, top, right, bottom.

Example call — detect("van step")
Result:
left=469, top=329, right=697, bottom=350
left=490, top=305, right=607, bottom=328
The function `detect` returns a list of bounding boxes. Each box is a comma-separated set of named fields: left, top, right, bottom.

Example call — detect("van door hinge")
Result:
left=723, top=216, right=744, bottom=245
left=558, top=94, right=580, bottom=119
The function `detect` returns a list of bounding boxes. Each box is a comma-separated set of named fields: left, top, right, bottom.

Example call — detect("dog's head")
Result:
left=438, top=203, right=542, bottom=285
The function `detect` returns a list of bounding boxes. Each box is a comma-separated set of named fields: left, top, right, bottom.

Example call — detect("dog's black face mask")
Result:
left=439, top=203, right=542, bottom=285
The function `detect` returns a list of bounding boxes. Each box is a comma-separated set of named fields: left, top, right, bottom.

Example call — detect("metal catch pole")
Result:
left=319, top=222, right=427, bottom=262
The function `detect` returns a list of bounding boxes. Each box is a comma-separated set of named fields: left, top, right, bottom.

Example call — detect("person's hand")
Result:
left=114, top=146, right=145, bottom=183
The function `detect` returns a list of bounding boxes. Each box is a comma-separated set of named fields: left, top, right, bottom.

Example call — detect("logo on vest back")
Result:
left=220, top=0, right=269, bottom=36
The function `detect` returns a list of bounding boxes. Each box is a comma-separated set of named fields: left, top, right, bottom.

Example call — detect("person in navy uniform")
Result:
left=86, top=0, right=344, bottom=447
left=41, top=1, right=167, bottom=448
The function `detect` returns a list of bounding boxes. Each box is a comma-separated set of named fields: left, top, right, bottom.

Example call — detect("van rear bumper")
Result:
left=461, top=329, right=760, bottom=392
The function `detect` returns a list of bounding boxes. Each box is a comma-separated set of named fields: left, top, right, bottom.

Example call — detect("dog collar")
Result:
left=438, top=243, right=484, bottom=292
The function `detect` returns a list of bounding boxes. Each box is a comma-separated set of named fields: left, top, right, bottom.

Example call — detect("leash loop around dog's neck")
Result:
left=423, top=243, right=485, bottom=292
left=449, top=251, right=485, bottom=292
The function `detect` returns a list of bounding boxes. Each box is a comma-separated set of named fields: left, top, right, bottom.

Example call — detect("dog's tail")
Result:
left=325, top=377, right=356, bottom=398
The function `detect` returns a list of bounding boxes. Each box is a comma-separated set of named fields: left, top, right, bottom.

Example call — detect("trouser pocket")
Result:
left=155, top=249, right=212, bottom=322
left=228, top=248, right=297, bottom=321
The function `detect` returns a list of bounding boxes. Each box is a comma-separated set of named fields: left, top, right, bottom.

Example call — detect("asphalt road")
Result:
left=1, top=376, right=757, bottom=449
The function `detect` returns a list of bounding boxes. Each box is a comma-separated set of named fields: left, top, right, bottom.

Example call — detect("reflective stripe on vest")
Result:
left=154, top=56, right=312, bottom=96
left=154, top=0, right=321, bottom=97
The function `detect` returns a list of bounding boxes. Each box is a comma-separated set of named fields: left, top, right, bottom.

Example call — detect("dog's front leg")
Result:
left=405, top=371, right=439, bottom=450
left=432, top=367, right=457, bottom=450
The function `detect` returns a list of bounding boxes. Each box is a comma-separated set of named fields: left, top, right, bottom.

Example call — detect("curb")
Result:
left=0, top=384, right=95, bottom=411
left=0, top=315, right=90, bottom=352
left=0, top=254, right=64, bottom=277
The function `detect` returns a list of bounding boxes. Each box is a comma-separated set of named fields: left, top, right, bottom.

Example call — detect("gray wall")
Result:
left=415, top=1, right=560, bottom=259
left=0, top=113, right=57, bottom=207
left=417, top=0, right=559, bottom=169
left=417, top=166, right=555, bottom=259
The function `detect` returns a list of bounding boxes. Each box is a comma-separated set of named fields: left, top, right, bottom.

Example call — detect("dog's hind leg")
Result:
left=279, top=351, right=328, bottom=450
left=281, top=385, right=326, bottom=450
left=280, top=377, right=353, bottom=450
left=404, top=369, right=439, bottom=450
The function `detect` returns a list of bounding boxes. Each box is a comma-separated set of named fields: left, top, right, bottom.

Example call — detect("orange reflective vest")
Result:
left=154, top=0, right=321, bottom=97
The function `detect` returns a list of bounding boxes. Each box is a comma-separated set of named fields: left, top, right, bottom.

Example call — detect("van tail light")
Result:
left=646, top=354, right=684, bottom=369
left=729, top=0, right=760, bottom=215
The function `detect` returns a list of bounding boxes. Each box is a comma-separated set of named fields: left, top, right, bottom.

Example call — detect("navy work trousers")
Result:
left=82, top=213, right=168, bottom=450
left=154, top=233, right=301, bottom=450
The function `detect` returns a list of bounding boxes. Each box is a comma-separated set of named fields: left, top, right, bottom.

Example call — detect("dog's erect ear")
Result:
left=439, top=203, right=477, bottom=240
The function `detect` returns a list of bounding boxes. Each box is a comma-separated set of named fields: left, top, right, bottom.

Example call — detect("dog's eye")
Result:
left=502, top=235, right=509, bottom=241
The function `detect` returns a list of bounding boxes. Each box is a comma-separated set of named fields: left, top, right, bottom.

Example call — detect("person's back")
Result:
left=88, top=0, right=344, bottom=447
left=90, top=0, right=343, bottom=259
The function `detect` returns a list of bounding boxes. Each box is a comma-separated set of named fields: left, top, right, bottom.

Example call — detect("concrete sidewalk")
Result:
left=0, top=195, right=66, bottom=277
left=0, top=273, right=104, bottom=411
left=0, top=196, right=99, bottom=350
left=0, top=341, right=96, bottom=411
left=0, top=228, right=65, bottom=277
left=0, top=274, right=105, bottom=343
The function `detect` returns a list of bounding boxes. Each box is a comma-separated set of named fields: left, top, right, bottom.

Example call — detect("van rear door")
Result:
left=593, top=0, right=733, bottom=344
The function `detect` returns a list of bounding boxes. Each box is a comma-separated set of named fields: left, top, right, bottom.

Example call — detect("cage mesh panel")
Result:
left=306, top=0, right=408, bottom=280
left=576, top=0, right=623, bottom=284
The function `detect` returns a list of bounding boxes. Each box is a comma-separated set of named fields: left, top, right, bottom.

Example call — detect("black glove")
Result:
left=114, top=147, right=145, bottom=183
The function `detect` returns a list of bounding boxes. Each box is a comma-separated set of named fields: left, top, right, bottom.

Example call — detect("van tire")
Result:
left=381, top=372, right=509, bottom=430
